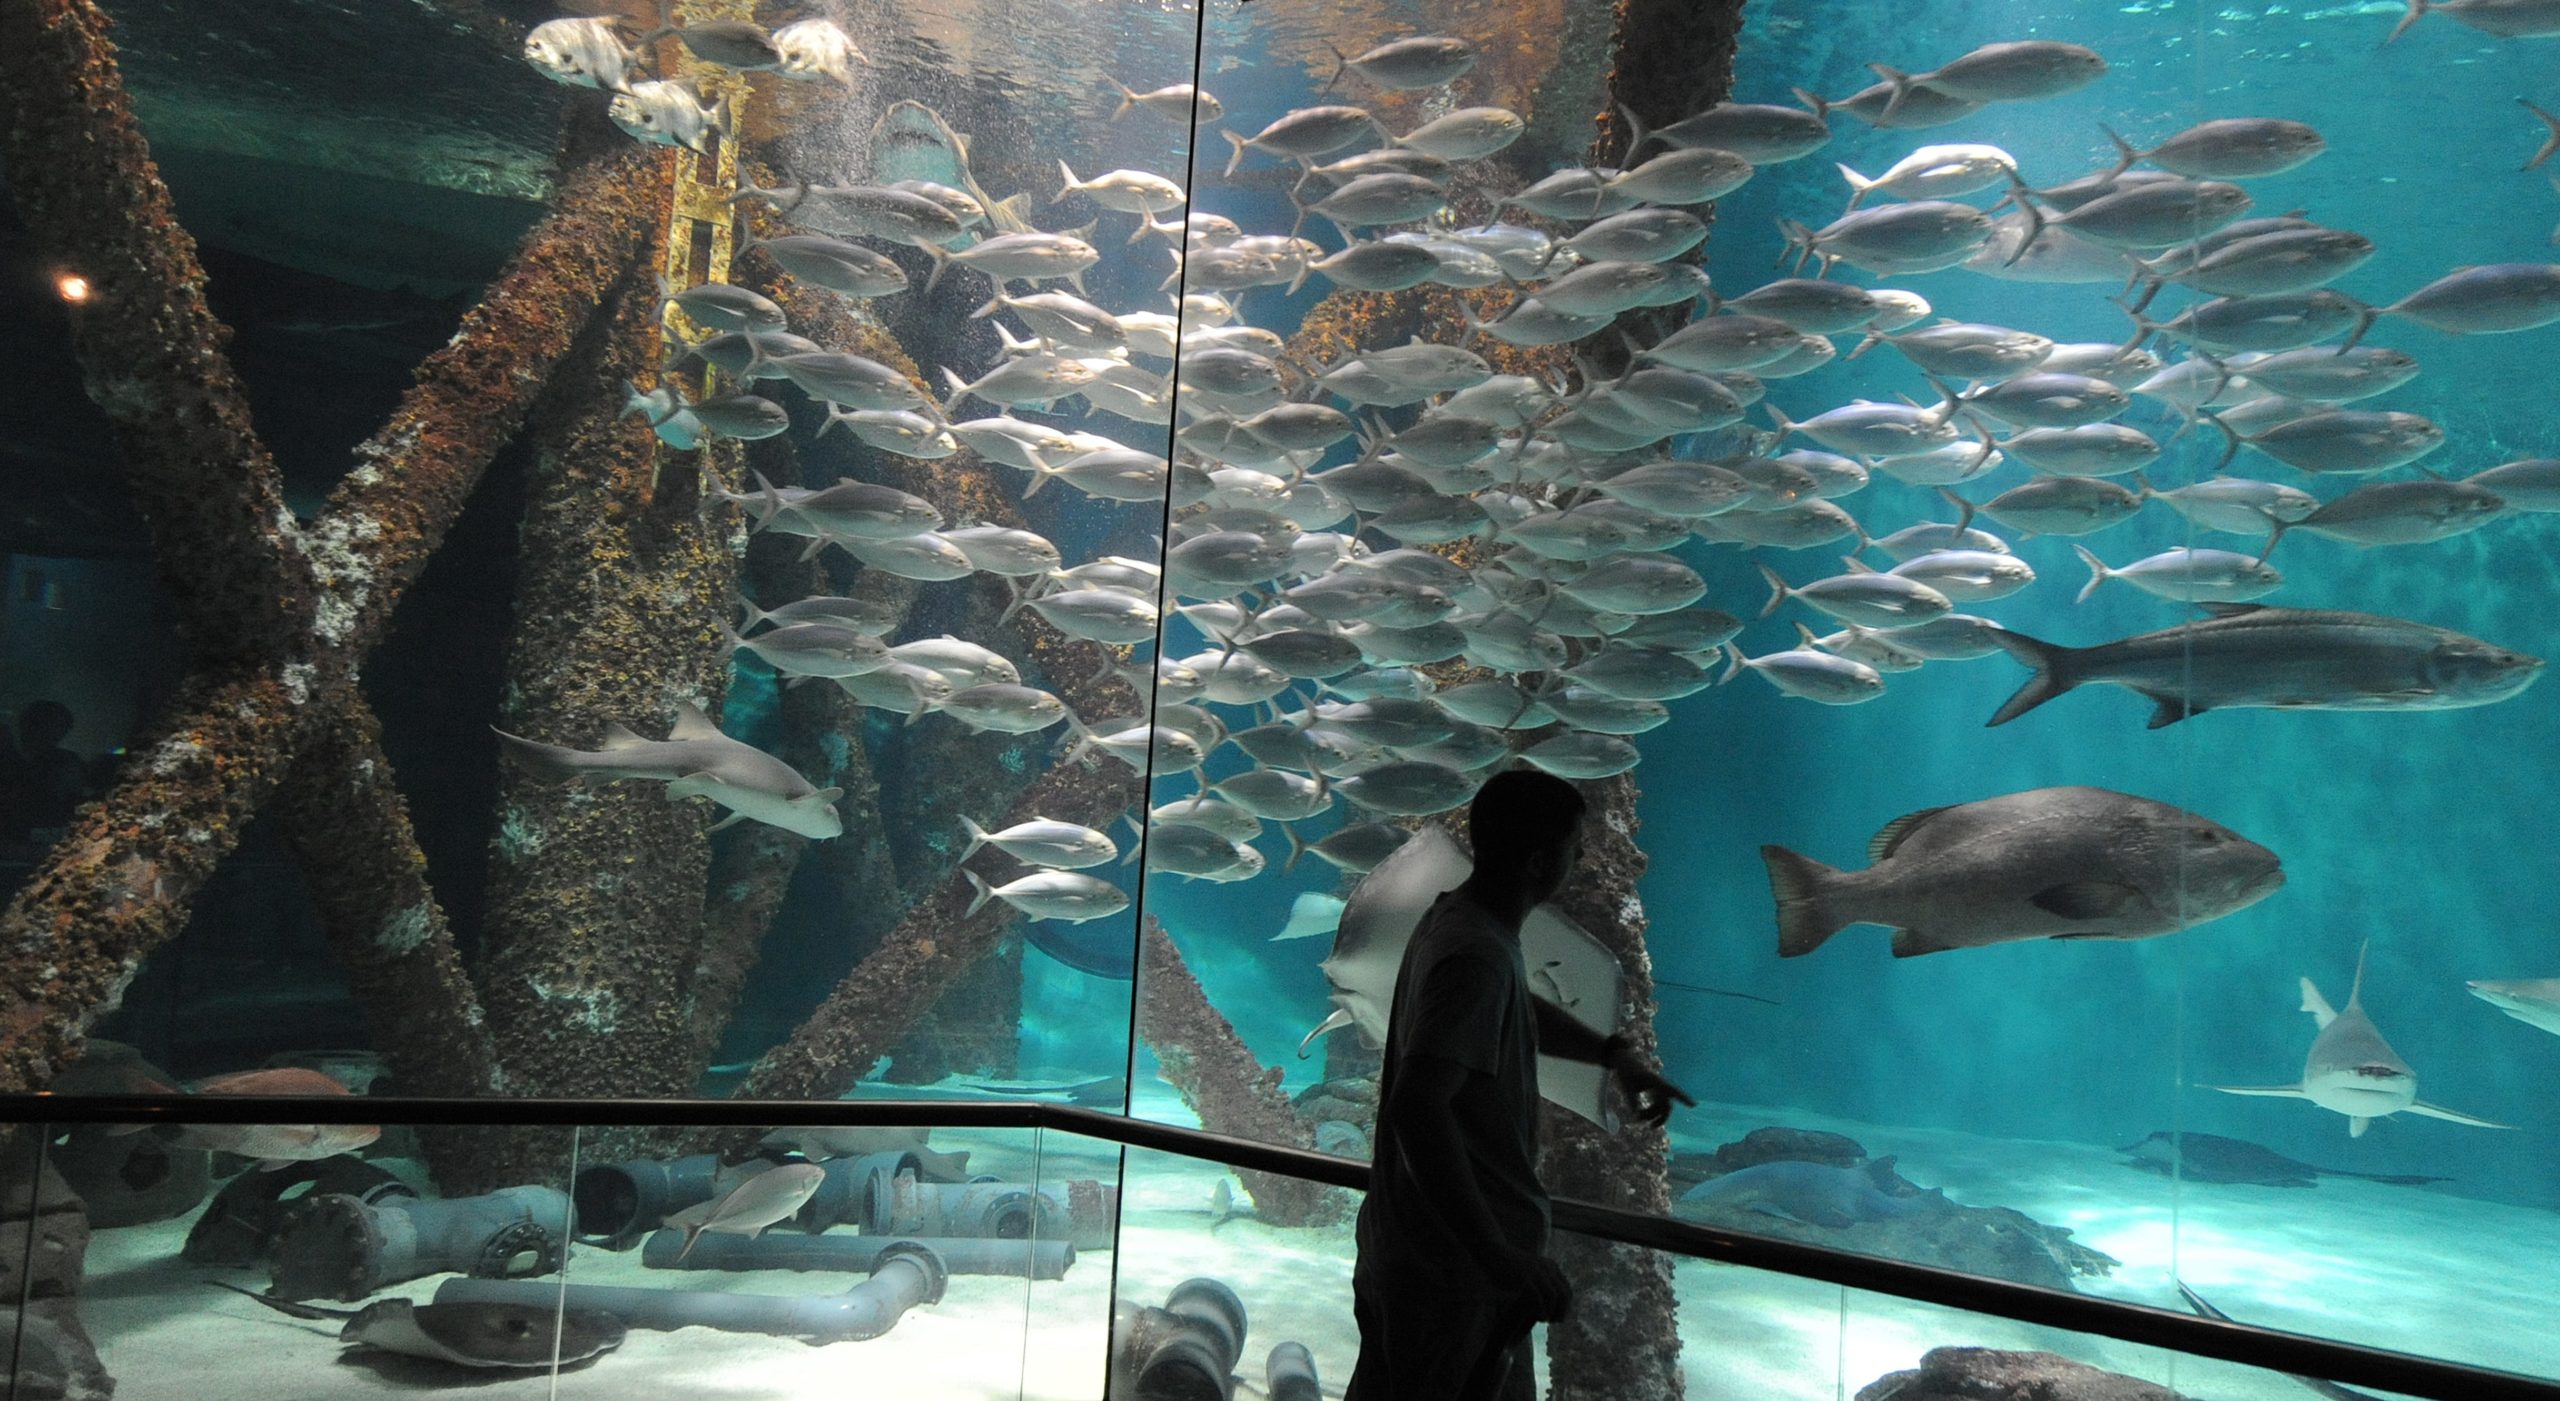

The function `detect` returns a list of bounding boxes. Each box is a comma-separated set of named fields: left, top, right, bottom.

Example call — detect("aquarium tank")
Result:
left=3, top=0, right=2558, bottom=1395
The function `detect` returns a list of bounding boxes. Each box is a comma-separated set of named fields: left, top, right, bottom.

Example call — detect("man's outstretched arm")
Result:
left=1531, top=997, right=1696, bottom=1127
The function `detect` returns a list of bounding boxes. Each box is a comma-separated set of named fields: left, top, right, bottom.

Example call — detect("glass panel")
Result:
left=2159, top=0, right=2558, bottom=1385
left=4, top=0, right=1212, bottom=1114
left=73, top=1114, right=580, bottom=1396
left=1110, top=1144, right=1360, bottom=1399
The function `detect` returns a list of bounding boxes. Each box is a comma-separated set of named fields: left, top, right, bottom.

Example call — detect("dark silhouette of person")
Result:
left=14, top=700, right=90, bottom=831
left=1344, top=770, right=1694, bottom=1401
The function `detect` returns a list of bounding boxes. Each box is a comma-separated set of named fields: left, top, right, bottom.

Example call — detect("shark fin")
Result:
left=2345, top=939, right=2371, bottom=1012
left=2349, top=1116, right=2372, bottom=1138
left=2206, top=1083, right=2312, bottom=1099
left=600, top=722, right=651, bottom=751
left=2403, top=1101, right=2513, bottom=1129
left=706, top=810, right=750, bottom=833
left=2300, top=975, right=2339, bottom=1028
left=668, top=702, right=724, bottom=742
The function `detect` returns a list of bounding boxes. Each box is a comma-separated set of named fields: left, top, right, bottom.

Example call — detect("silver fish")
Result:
left=1395, top=106, right=1527, bottom=161
left=1721, top=641, right=1886, bottom=703
left=2292, top=480, right=2506, bottom=546
left=1330, top=35, right=1476, bottom=90
left=2466, top=457, right=2560, bottom=511
left=960, top=816, right=1117, bottom=868
left=1632, top=101, right=1832, bottom=164
left=1988, top=604, right=2543, bottom=727
left=523, top=17, right=641, bottom=93
left=2073, top=545, right=2281, bottom=604
left=772, top=19, right=865, bottom=86
left=2373, top=262, right=2560, bottom=334
left=1765, top=786, right=2282, bottom=958
left=2105, top=118, right=2325, bottom=179
left=1113, top=80, right=1222, bottom=123
left=1869, top=40, right=2108, bottom=115
left=1222, top=106, right=1386, bottom=176
left=749, top=235, right=908, bottom=298
left=608, top=81, right=730, bottom=156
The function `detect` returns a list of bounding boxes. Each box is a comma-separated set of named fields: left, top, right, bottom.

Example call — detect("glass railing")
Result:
left=4, top=1094, right=2548, bottom=1401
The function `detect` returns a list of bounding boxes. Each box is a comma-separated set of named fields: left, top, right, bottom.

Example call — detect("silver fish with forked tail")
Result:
left=1984, top=605, right=2543, bottom=728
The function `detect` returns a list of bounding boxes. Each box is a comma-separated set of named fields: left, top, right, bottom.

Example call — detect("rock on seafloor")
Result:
left=1858, top=1348, right=2192, bottom=1401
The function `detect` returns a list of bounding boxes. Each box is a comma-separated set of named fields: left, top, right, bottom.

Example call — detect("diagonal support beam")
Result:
left=0, top=0, right=672, bottom=1093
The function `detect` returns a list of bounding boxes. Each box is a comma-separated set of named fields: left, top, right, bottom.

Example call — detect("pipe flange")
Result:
left=473, top=1218, right=563, bottom=1279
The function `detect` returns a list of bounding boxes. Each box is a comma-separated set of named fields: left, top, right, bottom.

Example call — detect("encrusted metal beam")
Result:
left=0, top=27, right=669, bottom=1090
left=0, top=0, right=316, bottom=661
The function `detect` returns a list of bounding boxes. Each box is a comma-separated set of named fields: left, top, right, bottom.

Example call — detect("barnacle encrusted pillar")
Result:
left=1138, top=917, right=1349, bottom=1226
left=0, top=0, right=655, bottom=1090
left=0, top=0, right=318, bottom=664
left=478, top=251, right=737, bottom=1110
left=1590, top=0, right=1748, bottom=165
left=1539, top=774, right=1681, bottom=1401
left=271, top=688, right=503, bottom=1099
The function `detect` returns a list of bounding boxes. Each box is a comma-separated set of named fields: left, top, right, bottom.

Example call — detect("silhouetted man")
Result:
left=1345, top=770, right=1693, bottom=1401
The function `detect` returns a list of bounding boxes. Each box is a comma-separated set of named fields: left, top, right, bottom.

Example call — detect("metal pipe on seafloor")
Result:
left=434, top=1241, right=947, bottom=1343
left=638, top=1228, right=1073, bottom=1279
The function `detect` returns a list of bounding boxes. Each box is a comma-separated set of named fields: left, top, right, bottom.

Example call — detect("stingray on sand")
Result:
left=210, top=1281, right=626, bottom=1369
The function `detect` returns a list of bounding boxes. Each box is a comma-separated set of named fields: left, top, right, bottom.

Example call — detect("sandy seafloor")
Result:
left=73, top=1090, right=2560, bottom=1399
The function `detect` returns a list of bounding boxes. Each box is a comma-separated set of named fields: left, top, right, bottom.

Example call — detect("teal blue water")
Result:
left=1135, top=0, right=2560, bottom=1221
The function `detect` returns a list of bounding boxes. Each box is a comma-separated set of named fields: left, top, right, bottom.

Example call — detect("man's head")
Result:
left=1466, top=769, right=1588, bottom=906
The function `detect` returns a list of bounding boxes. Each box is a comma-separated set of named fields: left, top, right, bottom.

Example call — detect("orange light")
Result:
left=55, top=272, right=91, bottom=304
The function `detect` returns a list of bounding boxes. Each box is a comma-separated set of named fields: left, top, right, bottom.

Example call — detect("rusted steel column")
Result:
left=0, top=669, right=299, bottom=1089
left=1138, top=917, right=1350, bottom=1227
left=312, top=120, right=673, bottom=655
left=477, top=247, right=733, bottom=1108
left=0, top=116, right=671, bottom=1093
left=271, top=687, right=504, bottom=1099
left=1540, top=774, right=1682, bottom=1401
left=1534, top=7, right=1745, bottom=1392
left=0, top=0, right=316, bottom=662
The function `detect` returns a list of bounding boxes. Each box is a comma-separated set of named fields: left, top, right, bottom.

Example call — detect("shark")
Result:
left=493, top=702, right=844, bottom=839
left=2466, top=978, right=2560, bottom=1037
left=1297, top=826, right=1624, bottom=1127
left=2210, top=942, right=2510, bottom=1138
left=869, top=100, right=1033, bottom=248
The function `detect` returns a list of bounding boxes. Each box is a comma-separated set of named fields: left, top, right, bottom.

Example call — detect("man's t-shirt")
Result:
left=1354, top=886, right=1549, bottom=1297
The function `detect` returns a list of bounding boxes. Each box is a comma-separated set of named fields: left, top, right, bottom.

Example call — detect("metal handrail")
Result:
left=5, top=1092, right=2548, bottom=1400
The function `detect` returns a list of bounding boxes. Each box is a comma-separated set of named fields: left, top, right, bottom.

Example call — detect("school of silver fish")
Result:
left=507, top=9, right=2558, bottom=966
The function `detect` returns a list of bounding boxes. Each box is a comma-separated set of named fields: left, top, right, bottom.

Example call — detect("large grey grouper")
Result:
left=1763, top=786, right=2284, bottom=958
left=1983, top=603, right=2543, bottom=729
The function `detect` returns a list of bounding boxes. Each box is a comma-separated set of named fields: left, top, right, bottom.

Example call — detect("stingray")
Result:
left=1677, top=1158, right=1952, bottom=1229
left=2117, top=1131, right=2448, bottom=1188
left=210, top=1281, right=626, bottom=1369
left=1297, top=826, right=1624, bottom=1126
left=2209, top=942, right=2510, bottom=1138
